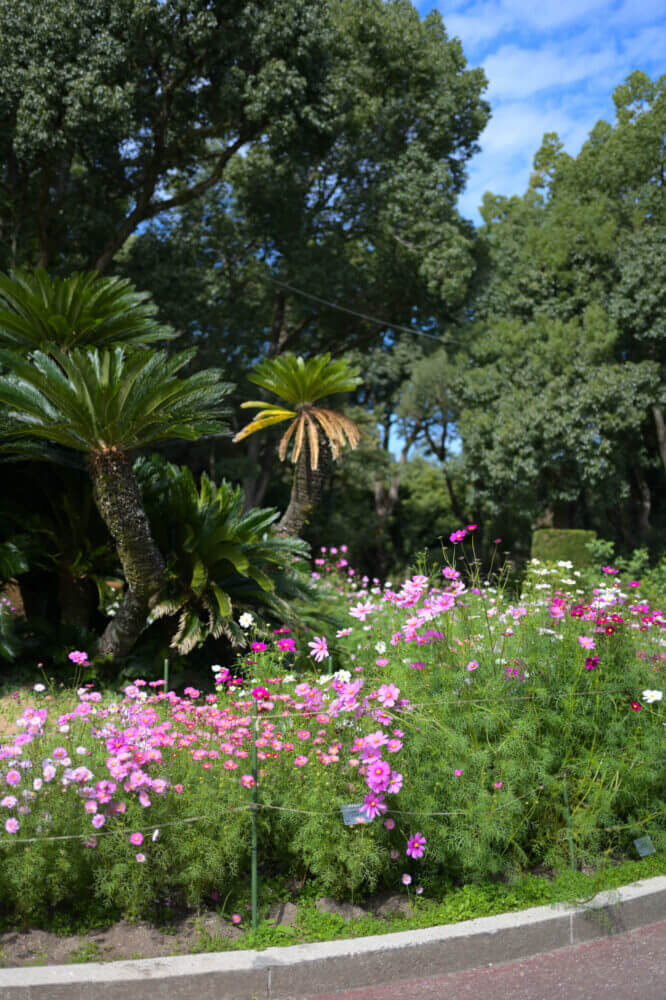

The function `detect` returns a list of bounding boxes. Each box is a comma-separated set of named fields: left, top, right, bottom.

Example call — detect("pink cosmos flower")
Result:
left=449, top=529, right=467, bottom=543
left=387, top=771, right=403, bottom=794
left=401, top=873, right=412, bottom=886
left=406, top=833, right=426, bottom=859
left=578, top=636, right=595, bottom=650
left=294, top=756, right=309, bottom=766
left=130, top=832, right=144, bottom=846
left=454, top=769, right=462, bottom=776
left=92, top=814, right=106, bottom=828
left=390, top=849, right=400, bottom=860
left=585, top=656, right=599, bottom=670
left=360, top=793, right=387, bottom=820
left=277, top=637, right=296, bottom=653
left=251, top=687, right=270, bottom=701
left=494, top=781, right=503, bottom=789
left=231, top=914, right=241, bottom=925
left=384, top=818, right=395, bottom=830
left=240, top=775, right=256, bottom=788
left=308, top=636, right=329, bottom=662
left=466, top=661, right=478, bottom=671
left=377, top=684, right=400, bottom=708
left=1, top=795, right=17, bottom=808
left=5, top=818, right=19, bottom=834
left=5, top=770, right=20, bottom=786
left=136, top=853, right=146, bottom=862
left=366, top=760, right=391, bottom=790
left=251, top=642, right=268, bottom=652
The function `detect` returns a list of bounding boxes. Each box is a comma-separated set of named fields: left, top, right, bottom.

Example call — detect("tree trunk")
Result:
left=58, top=572, right=98, bottom=630
left=653, top=404, right=666, bottom=475
left=277, top=436, right=330, bottom=537
left=88, top=450, right=165, bottom=659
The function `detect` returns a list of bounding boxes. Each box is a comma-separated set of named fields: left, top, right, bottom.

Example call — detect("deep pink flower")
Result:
left=130, top=832, right=144, bottom=846
left=585, top=656, right=599, bottom=670
left=366, top=760, right=391, bottom=791
left=406, top=833, right=426, bottom=859
left=360, top=793, right=387, bottom=820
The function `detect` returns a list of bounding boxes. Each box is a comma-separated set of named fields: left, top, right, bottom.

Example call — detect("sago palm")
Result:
left=233, top=353, right=362, bottom=536
left=0, top=269, right=176, bottom=352
left=0, top=346, right=233, bottom=658
left=135, top=457, right=312, bottom=653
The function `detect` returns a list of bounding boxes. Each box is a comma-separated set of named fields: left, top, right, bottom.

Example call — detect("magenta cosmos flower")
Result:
left=360, top=793, right=387, bottom=820
left=406, top=833, right=426, bottom=859
left=129, top=832, right=144, bottom=846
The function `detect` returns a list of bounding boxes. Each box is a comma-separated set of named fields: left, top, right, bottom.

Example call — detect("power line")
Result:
left=266, top=277, right=462, bottom=345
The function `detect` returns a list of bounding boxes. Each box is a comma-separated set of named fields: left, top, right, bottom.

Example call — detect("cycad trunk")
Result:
left=277, top=436, right=330, bottom=537
left=88, top=450, right=165, bottom=659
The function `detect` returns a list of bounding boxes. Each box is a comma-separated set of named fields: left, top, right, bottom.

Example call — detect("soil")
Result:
left=0, top=911, right=245, bottom=968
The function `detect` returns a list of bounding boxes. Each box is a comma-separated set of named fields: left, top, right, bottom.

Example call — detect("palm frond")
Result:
left=0, top=269, right=177, bottom=352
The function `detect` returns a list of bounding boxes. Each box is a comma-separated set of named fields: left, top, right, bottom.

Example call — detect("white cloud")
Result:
left=483, top=43, right=619, bottom=100
left=417, top=0, right=666, bottom=225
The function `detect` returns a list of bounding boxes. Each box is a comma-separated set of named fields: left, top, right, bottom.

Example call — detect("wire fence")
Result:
left=0, top=686, right=662, bottom=930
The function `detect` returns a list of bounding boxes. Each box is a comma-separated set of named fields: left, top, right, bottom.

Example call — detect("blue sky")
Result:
left=416, top=0, right=666, bottom=226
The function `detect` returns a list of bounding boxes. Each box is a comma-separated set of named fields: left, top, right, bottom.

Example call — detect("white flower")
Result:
left=33, top=683, right=45, bottom=692
left=642, top=690, right=663, bottom=704
left=239, top=612, right=254, bottom=629
left=375, top=641, right=386, bottom=654
left=211, top=664, right=222, bottom=674
left=152, top=828, right=160, bottom=841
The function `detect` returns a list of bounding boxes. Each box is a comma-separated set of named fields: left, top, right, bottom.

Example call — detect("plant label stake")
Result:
left=634, top=835, right=656, bottom=858
left=163, top=657, right=169, bottom=693
left=562, top=770, right=575, bottom=869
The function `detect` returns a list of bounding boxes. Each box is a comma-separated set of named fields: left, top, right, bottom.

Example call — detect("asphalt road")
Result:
left=305, top=919, right=666, bottom=1000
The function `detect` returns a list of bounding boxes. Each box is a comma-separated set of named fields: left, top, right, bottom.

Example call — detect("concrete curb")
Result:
left=0, top=875, right=664, bottom=1000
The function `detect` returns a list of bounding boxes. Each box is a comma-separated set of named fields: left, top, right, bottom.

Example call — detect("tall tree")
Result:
left=0, top=0, right=332, bottom=274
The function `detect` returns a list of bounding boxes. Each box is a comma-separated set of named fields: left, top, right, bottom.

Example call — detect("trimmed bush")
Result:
left=531, top=529, right=597, bottom=569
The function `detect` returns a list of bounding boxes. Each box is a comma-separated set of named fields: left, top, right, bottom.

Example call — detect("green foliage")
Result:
left=0, top=0, right=335, bottom=274
left=135, top=457, right=314, bottom=653
left=0, top=270, right=176, bottom=352
left=531, top=530, right=598, bottom=569
left=0, top=347, right=232, bottom=454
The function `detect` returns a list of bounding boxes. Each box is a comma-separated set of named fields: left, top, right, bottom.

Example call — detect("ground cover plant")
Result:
left=0, top=530, right=663, bottom=936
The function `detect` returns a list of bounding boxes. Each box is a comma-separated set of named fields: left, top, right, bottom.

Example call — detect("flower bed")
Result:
left=0, top=533, right=664, bottom=930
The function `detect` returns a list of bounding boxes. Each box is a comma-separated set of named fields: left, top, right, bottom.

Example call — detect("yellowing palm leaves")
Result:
left=233, top=353, right=361, bottom=469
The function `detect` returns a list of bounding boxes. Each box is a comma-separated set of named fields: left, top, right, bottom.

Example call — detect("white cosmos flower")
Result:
left=239, top=612, right=254, bottom=629
left=641, top=690, right=663, bottom=703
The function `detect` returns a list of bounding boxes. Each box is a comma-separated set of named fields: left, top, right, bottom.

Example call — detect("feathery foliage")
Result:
left=234, top=353, right=362, bottom=468
left=135, top=458, right=313, bottom=653
left=0, top=347, right=232, bottom=454
left=0, top=270, right=177, bottom=352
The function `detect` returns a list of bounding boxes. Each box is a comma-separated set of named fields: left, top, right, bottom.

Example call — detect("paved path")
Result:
left=304, top=919, right=666, bottom=1000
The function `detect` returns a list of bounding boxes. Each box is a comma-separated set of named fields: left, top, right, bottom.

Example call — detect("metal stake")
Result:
left=251, top=698, right=258, bottom=931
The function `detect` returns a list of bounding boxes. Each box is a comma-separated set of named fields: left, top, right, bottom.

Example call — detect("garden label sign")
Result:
left=341, top=804, right=371, bottom=826
left=633, top=835, right=656, bottom=858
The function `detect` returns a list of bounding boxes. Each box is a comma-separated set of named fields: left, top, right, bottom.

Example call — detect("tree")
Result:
left=119, top=1, right=489, bottom=505
left=0, top=344, right=233, bottom=658
left=462, top=71, right=666, bottom=554
left=233, top=354, right=361, bottom=536
left=0, top=0, right=332, bottom=274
